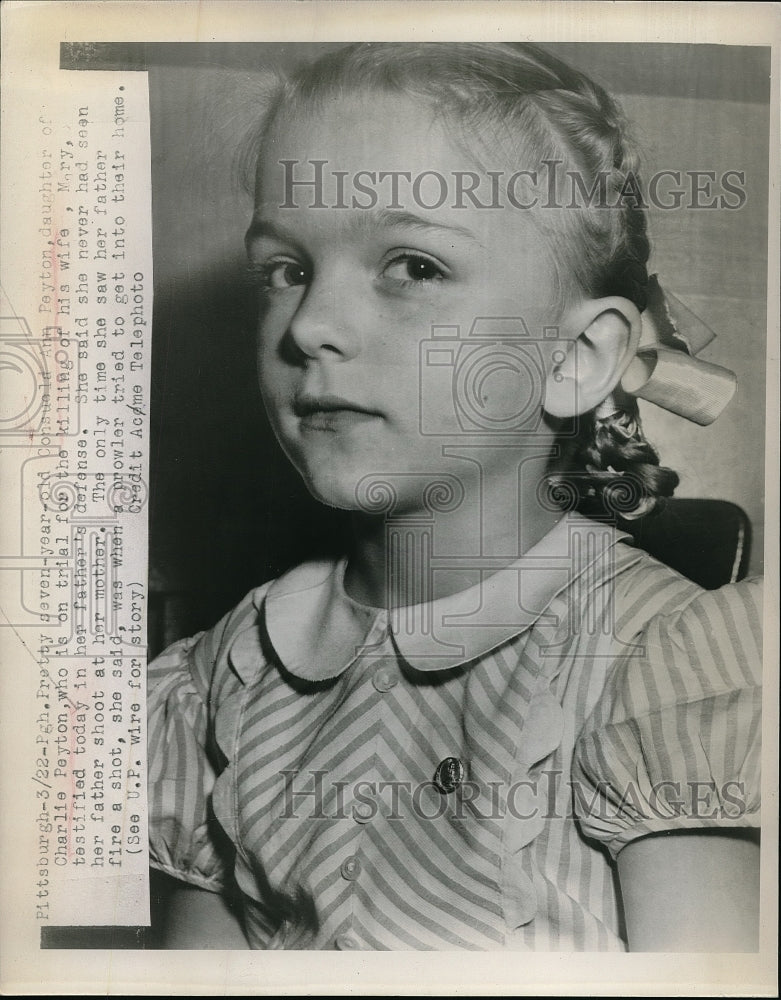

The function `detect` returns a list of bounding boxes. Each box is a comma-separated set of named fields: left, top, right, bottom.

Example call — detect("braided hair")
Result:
left=253, top=42, right=678, bottom=517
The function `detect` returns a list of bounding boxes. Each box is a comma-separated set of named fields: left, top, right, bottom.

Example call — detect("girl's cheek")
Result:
left=256, top=304, right=288, bottom=351
left=262, top=292, right=307, bottom=339
left=255, top=324, right=282, bottom=379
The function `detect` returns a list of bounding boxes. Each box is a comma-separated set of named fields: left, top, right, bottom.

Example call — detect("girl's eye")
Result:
left=253, top=259, right=310, bottom=291
left=381, top=252, right=447, bottom=287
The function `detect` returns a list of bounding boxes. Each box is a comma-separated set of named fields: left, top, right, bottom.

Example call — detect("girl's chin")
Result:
left=296, top=467, right=369, bottom=512
left=298, top=463, right=421, bottom=515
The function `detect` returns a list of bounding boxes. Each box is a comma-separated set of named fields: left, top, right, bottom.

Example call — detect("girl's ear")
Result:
left=544, top=296, right=642, bottom=418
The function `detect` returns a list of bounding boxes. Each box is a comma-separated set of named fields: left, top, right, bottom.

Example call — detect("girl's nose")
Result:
left=286, top=273, right=361, bottom=361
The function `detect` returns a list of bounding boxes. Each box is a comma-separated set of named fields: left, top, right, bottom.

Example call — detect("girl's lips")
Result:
left=299, top=408, right=381, bottom=432
left=294, top=393, right=383, bottom=431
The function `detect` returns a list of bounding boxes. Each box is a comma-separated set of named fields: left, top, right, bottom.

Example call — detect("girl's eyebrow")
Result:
left=246, top=208, right=482, bottom=249
left=245, top=217, right=302, bottom=251
left=370, top=208, right=480, bottom=243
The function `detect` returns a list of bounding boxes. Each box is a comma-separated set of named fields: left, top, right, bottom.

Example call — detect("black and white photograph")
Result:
left=0, top=2, right=778, bottom=994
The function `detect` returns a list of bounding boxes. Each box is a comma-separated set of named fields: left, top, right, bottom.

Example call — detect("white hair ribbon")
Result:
left=618, top=273, right=738, bottom=426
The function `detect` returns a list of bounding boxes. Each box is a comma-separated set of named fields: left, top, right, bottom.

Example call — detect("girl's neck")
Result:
left=343, top=464, right=565, bottom=609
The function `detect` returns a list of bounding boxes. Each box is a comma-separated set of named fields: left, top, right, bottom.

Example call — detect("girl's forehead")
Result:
left=262, top=91, right=468, bottom=175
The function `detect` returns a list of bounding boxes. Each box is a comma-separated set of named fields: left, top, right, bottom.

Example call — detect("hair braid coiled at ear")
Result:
left=551, top=402, right=680, bottom=520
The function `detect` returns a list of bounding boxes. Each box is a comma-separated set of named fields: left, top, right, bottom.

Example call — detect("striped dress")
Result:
left=147, top=513, right=762, bottom=950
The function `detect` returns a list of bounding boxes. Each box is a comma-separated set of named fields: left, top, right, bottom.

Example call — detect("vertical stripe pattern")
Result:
left=148, top=541, right=763, bottom=950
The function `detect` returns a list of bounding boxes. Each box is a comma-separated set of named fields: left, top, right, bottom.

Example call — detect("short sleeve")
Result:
left=147, top=631, right=231, bottom=891
left=573, top=578, right=762, bottom=858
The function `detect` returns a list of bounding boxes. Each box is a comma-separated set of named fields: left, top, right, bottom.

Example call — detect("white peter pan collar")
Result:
left=256, top=513, right=633, bottom=682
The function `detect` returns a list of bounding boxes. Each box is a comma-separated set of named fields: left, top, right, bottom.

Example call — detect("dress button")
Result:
left=434, top=756, right=466, bottom=793
left=340, top=855, right=362, bottom=881
left=334, top=931, right=362, bottom=950
left=372, top=666, right=399, bottom=693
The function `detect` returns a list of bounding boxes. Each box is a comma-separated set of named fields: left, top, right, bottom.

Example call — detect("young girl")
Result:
left=148, top=43, right=762, bottom=951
